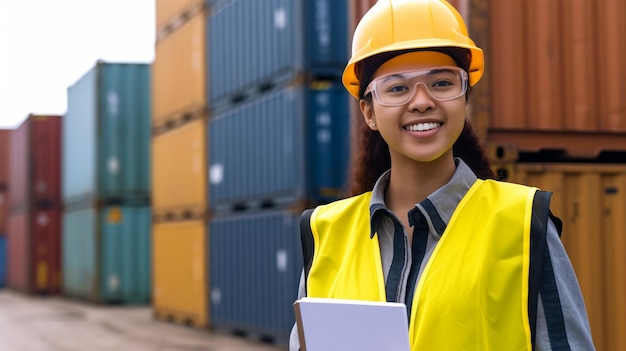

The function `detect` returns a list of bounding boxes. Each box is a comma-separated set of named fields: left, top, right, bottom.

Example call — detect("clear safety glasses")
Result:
left=364, top=66, right=469, bottom=106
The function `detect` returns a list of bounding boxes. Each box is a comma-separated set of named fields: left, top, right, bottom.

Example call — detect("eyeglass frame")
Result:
left=363, top=66, right=469, bottom=106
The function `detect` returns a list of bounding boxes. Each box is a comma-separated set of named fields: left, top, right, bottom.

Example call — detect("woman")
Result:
left=290, top=0, right=595, bottom=349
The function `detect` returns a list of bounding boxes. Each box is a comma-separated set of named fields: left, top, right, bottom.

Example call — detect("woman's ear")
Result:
left=360, top=99, right=377, bottom=130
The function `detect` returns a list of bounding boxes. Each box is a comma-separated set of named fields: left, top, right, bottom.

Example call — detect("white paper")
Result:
left=294, top=297, right=410, bottom=351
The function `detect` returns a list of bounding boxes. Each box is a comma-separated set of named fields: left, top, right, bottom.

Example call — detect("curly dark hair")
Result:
left=347, top=49, right=496, bottom=196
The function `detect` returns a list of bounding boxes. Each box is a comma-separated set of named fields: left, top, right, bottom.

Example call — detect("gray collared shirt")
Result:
left=290, top=159, right=595, bottom=350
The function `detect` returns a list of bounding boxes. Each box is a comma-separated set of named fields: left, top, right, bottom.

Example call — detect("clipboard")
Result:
left=293, top=297, right=411, bottom=351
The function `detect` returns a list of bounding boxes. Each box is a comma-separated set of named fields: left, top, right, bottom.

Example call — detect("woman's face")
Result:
left=360, top=51, right=467, bottom=167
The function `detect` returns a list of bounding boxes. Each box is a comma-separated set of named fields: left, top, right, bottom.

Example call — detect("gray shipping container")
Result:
left=209, top=209, right=302, bottom=345
left=63, top=62, right=151, bottom=206
left=208, top=0, right=349, bottom=109
left=208, top=81, right=350, bottom=212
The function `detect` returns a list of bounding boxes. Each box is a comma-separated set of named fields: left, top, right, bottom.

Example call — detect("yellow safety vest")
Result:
left=306, top=179, right=537, bottom=350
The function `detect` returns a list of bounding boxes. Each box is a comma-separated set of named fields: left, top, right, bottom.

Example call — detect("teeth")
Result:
left=405, top=122, right=441, bottom=132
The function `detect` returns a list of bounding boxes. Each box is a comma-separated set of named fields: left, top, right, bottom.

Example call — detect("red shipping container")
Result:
left=0, top=190, right=8, bottom=234
left=7, top=207, right=62, bottom=294
left=9, top=115, right=62, bottom=210
left=0, top=129, right=9, bottom=185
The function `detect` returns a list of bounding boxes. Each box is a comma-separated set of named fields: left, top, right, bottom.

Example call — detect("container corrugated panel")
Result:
left=208, top=81, right=350, bottom=212
left=8, top=118, right=28, bottom=210
left=31, top=116, right=62, bottom=205
left=31, top=207, right=62, bottom=294
left=209, top=209, right=302, bottom=345
left=489, top=0, right=626, bottom=133
left=62, top=205, right=151, bottom=304
left=152, top=118, right=207, bottom=220
left=0, top=129, right=9, bottom=185
left=152, top=220, right=208, bottom=328
left=510, top=163, right=626, bottom=351
left=208, top=0, right=349, bottom=109
left=0, top=190, right=8, bottom=234
left=64, top=62, right=151, bottom=206
left=9, top=115, right=62, bottom=210
left=0, top=235, right=6, bottom=287
left=5, top=207, right=62, bottom=294
left=7, top=210, right=29, bottom=292
left=156, top=0, right=204, bottom=33
left=152, top=10, right=206, bottom=130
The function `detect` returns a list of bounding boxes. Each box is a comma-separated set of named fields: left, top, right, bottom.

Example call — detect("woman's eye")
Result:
left=432, top=80, right=454, bottom=88
left=387, top=84, right=409, bottom=93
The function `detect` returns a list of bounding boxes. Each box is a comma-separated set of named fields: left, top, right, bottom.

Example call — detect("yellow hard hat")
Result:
left=342, top=0, right=484, bottom=98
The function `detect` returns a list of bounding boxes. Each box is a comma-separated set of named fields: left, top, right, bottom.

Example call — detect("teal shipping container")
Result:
left=62, top=205, right=151, bottom=304
left=63, top=62, right=151, bottom=206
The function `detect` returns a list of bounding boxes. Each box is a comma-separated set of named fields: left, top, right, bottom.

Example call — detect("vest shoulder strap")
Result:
left=299, top=208, right=315, bottom=295
left=528, top=189, right=562, bottom=347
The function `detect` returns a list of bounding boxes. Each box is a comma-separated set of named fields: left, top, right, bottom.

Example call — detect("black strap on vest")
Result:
left=299, top=208, right=315, bottom=296
left=529, top=190, right=562, bottom=348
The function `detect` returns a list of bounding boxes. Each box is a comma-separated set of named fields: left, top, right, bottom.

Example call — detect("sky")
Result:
left=0, top=0, right=156, bottom=129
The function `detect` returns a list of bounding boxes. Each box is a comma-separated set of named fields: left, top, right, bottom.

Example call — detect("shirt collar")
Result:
left=368, top=158, right=478, bottom=239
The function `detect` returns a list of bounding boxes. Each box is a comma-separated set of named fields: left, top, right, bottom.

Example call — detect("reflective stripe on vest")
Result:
left=307, top=179, right=537, bottom=350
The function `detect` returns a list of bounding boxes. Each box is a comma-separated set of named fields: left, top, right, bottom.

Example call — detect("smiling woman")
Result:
left=0, top=0, right=155, bottom=129
left=289, top=1, right=596, bottom=350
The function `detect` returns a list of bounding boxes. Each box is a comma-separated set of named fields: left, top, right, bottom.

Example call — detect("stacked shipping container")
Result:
left=151, top=0, right=209, bottom=328
left=63, top=62, right=152, bottom=304
left=206, top=0, right=351, bottom=344
left=0, top=129, right=9, bottom=287
left=6, top=115, right=62, bottom=294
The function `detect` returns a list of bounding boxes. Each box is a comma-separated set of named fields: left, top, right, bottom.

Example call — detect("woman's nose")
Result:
left=407, top=82, right=436, bottom=112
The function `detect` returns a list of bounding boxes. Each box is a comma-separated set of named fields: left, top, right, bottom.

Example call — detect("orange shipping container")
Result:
left=152, top=118, right=207, bottom=220
left=152, top=220, right=208, bottom=328
left=510, top=163, right=626, bottom=351
left=486, top=0, right=626, bottom=156
left=155, top=0, right=204, bottom=33
left=0, top=129, right=9, bottom=185
left=152, top=10, right=206, bottom=130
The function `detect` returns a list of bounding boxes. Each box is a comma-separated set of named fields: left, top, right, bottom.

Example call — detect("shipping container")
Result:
left=64, top=62, right=151, bottom=206
left=209, top=209, right=302, bottom=345
left=0, top=235, right=6, bottom=287
left=0, top=129, right=9, bottom=185
left=62, top=205, right=151, bottom=304
left=6, top=207, right=61, bottom=294
left=8, top=115, right=62, bottom=211
left=485, top=0, right=626, bottom=156
left=152, top=220, right=208, bottom=328
left=208, top=81, right=350, bottom=212
left=208, top=0, right=349, bottom=109
left=508, top=163, right=626, bottom=351
left=152, top=10, right=207, bottom=131
left=152, top=118, right=207, bottom=220
left=0, top=190, right=7, bottom=234
left=155, top=0, right=204, bottom=35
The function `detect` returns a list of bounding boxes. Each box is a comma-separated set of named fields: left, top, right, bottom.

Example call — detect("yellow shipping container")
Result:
left=152, top=118, right=207, bottom=220
left=152, top=10, right=206, bottom=130
left=511, top=163, right=626, bottom=351
left=152, top=220, right=208, bottom=328
left=155, top=0, right=204, bottom=33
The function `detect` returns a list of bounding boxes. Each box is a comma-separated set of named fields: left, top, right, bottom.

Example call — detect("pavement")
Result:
left=0, top=290, right=288, bottom=351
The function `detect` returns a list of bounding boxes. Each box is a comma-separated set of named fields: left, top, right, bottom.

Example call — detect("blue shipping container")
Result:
left=0, top=235, right=6, bottom=287
left=209, top=209, right=302, bottom=345
left=63, top=62, right=151, bottom=206
left=208, top=81, right=350, bottom=212
left=62, top=205, right=151, bottom=304
left=208, top=0, right=348, bottom=108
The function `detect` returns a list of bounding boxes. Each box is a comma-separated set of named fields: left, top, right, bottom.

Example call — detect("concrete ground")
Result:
left=0, top=290, right=288, bottom=351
